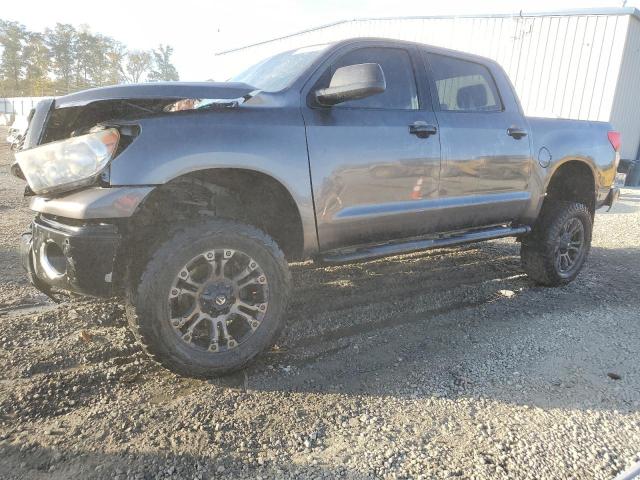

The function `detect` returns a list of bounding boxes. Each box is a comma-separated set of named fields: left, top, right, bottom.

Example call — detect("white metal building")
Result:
left=214, top=8, right=640, bottom=160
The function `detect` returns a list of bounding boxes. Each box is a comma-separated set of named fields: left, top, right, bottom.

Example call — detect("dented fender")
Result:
left=29, top=186, right=154, bottom=219
left=106, top=107, right=319, bottom=255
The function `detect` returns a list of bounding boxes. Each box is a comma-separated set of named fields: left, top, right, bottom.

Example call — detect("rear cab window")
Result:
left=424, top=52, right=503, bottom=112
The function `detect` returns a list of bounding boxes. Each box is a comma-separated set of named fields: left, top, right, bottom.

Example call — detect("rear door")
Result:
left=303, top=44, right=441, bottom=250
left=422, top=51, right=532, bottom=231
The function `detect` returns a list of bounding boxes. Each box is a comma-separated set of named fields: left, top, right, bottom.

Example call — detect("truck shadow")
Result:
left=212, top=241, right=640, bottom=413
left=0, top=443, right=370, bottom=480
left=1, top=242, right=637, bottom=480
left=2, top=241, right=637, bottom=430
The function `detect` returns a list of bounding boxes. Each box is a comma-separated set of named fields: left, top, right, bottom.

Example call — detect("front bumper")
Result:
left=20, top=215, right=121, bottom=297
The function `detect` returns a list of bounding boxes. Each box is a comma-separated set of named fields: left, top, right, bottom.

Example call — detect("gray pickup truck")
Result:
left=12, top=38, right=621, bottom=377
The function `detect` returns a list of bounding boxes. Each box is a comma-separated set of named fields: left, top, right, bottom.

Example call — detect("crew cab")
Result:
left=12, top=38, right=621, bottom=377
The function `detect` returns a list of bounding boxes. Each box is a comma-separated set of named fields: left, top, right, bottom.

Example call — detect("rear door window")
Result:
left=424, top=53, right=502, bottom=112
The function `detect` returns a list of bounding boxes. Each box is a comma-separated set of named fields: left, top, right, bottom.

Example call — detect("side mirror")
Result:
left=315, top=63, right=386, bottom=106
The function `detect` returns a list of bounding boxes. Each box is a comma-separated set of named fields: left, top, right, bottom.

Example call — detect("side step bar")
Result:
left=320, top=225, right=531, bottom=264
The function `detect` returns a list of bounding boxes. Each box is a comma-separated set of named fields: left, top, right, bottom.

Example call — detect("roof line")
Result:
left=215, top=7, right=640, bottom=55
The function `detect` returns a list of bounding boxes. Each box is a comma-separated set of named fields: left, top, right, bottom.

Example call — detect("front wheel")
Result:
left=521, top=201, right=592, bottom=286
left=126, top=219, right=291, bottom=378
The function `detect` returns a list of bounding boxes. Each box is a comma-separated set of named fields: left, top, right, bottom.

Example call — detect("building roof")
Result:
left=216, top=7, right=640, bottom=55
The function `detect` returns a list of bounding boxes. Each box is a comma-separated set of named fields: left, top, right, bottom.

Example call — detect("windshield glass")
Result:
left=230, top=44, right=329, bottom=92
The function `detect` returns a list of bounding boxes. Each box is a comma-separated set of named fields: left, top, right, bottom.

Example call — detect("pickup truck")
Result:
left=12, top=38, right=621, bottom=378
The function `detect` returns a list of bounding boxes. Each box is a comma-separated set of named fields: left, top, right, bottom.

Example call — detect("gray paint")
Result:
left=23, top=98, right=53, bottom=149
left=524, top=116, right=620, bottom=217
left=23, top=38, right=618, bottom=258
left=107, top=100, right=319, bottom=255
left=29, top=187, right=154, bottom=219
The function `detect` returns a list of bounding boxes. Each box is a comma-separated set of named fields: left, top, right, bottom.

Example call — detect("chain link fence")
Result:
left=0, top=97, right=51, bottom=126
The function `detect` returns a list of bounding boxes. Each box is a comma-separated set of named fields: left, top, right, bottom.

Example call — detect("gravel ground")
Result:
left=0, top=126, right=639, bottom=479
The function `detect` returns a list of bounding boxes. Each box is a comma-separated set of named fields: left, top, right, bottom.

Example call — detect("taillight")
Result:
left=608, top=131, right=621, bottom=152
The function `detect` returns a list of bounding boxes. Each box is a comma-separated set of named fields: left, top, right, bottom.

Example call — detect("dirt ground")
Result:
left=0, top=126, right=639, bottom=480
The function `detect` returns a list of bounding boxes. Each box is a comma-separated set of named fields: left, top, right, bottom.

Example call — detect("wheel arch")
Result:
left=123, top=168, right=307, bottom=277
left=542, top=158, right=597, bottom=215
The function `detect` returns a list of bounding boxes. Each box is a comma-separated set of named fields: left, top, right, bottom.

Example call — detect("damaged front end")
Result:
left=17, top=81, right=257, bottom=160
left=12, top=81, right=257, bottom=299
left=21, top=216, right=121, bottom=299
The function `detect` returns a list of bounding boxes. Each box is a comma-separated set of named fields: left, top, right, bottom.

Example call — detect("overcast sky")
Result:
left=3, top=0, right=635, bottom=80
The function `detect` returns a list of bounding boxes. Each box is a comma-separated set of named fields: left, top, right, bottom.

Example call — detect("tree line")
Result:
left=0, top=19, right=180, bottom=98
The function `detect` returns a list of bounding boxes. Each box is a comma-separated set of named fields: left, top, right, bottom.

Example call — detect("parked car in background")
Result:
left=6, top=115, right=29, bottom=151
left=11, top=38, right=623, bottom=378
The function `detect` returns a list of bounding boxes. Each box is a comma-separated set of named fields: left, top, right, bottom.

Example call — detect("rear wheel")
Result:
left=126, top=219, right=291, bottom=378
left=521, top=201, right=592, bottom=286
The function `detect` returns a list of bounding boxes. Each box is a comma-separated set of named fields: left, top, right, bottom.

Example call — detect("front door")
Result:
left=303, top=45, right=441, bottom=251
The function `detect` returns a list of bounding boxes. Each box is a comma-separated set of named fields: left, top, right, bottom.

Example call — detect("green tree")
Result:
left=46, top=23, right=77, bottom=94
left=0, top=19, right=181, bottom=95
left=88, top=34, right=117, bottom=86
left=148, top=44, right=179, bottom=81
left=22, top=32, right=51, bottom=96
left=104, top=40, right=126, bottom=85
left=0, top=20, right=26, bottom=95
left=71, top=26, right=118, bottom=88
left=121, top=50, right=151, bottom=83
left=73, top=25, right=95, bottom=89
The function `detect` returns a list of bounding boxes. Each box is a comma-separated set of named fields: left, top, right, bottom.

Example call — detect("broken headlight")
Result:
left=15, top=128, right=120, bottom=195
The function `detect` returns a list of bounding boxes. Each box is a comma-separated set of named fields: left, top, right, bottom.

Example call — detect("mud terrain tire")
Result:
left=126, top=219, right=291, bottom=378
left=521, top=201, right=592, bottom=286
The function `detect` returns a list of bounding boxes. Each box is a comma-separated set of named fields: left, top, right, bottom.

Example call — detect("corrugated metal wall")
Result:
left=610, top=16, right=640, bottom=160
left=215, top=11, right=638, bottom=158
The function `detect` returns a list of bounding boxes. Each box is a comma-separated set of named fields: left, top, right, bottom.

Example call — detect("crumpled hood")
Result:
left=20, top=81, right=259, bottom=149
left=55, top=81, right=256, bottom=108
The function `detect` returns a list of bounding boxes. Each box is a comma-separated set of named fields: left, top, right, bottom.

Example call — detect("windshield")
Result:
left=230, top=44, right=329, bottom=92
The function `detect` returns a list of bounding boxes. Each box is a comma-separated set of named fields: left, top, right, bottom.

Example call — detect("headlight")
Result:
left=15, top=128, right=120, bottom=195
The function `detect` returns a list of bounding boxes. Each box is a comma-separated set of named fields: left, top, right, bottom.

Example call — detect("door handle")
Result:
left=507, top=127, right=527, bottom=139
left=409, top=121, right=437, bottom=138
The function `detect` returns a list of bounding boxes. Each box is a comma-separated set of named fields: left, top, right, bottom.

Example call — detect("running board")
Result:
left=320, top=225, right=531, bottom=264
